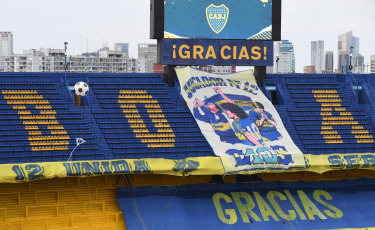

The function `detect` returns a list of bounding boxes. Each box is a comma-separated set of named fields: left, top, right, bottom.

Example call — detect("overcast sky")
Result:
left=1, top=0, right=374, bottom=73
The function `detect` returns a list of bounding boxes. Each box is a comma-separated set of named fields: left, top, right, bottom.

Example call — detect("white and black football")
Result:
left=74, top=81, right=89, bottom=96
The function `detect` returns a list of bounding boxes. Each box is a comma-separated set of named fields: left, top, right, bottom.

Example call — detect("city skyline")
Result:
left=1, top=0, right=374, bottom=73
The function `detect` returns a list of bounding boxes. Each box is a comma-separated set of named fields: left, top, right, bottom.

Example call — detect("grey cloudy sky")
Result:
left=1, top=0, right=374, bottom=73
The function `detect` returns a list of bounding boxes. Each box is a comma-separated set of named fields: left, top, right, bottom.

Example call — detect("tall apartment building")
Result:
left=0, top=32, right=13, bottom=56
left=266, top=40, right=295, bottom=74
left=138, top=43, right=157, bottom=73
left=371, top=55, right=375, bottom=74
left=338, top=31, right=359, bottom=71
left=311, top=40, right=324, bottom=73
left=338, top=51, right=350, bottom=73
left=353, top=54, right=364, bottom=74
left=276, top=40, right=295, bottom=74
left=324, top=51, right=334, bottom=73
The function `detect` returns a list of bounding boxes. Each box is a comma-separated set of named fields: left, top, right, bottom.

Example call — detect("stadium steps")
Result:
left=278, top=74, right=375, bottom=154
left=88, top=74, right=215, bottom=160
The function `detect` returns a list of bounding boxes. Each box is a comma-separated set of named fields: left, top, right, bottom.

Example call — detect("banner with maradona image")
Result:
left=175, top=67, right=305, bottom=173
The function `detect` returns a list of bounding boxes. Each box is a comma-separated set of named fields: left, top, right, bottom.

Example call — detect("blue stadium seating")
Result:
left=271, top=74, right=375, bottom=154
left=1, top=72, right=375, bottom=164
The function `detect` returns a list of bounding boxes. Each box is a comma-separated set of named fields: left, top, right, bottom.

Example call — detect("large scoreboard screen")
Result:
left=165, top=0, right=272, bottom=40
left=151, top=0, right=280, bottom=41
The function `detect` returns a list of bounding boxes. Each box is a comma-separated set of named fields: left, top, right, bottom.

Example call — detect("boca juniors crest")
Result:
left=206, top=4, right=229, bottom=34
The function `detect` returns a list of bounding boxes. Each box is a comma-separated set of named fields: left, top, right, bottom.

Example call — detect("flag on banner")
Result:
left=175, top=67, right=305, bottom=173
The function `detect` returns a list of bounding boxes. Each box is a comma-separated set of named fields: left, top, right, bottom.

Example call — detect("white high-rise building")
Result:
left=338, top=51, right=350, bottom=74
left=337, top=31, right=359, bottom=70
left=0, top=32, right=13, bottom=56
left=324, top=51, right=334, bottom=73
left=277, top=40, right=295, bottom=74
left=371, top=55, right=375, bottom=74
left=311, top=40, right=324, bottom=73
left=353, top=54, right=364, bottom=74
left=266, top=40, right=295, bottom=74
left=138, top=44, right=157, bottom=73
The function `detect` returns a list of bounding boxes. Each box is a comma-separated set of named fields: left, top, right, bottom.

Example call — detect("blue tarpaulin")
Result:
left=117, top=178, right=375, bottom=230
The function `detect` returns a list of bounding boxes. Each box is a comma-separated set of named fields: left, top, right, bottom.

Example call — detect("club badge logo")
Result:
left=206, top=4, right=229, bottom=34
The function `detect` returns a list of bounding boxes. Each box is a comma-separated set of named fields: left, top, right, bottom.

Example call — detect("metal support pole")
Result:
left=64, top=41, right=68, bottom=85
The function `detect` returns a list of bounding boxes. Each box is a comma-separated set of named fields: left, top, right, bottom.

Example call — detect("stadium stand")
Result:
left=267, top=73, right=375, bottom=154
left=0, top=73, right=103, bottom=164
left=87, top=74, right=215, bottom=159
left=2, top=72, right=375, bottom=229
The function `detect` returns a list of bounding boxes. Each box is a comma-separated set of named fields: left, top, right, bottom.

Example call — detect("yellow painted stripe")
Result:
left=145, top=104, right=161, bottom=109
left=50, top=130, right=68, bottom=134
left=35, top=105, right=52, bottom=109
left=157, top=128, right=174, bottom=133
left=119, top=95, right=153, bottom=99
left=127, top=119, right=145, bottom=124
left=136, top=133, right=175, bottom=138
left=31, top=146, right=69, bottom=151
left=320, top=112, right=332, bottom=116
left=322, top=116, right=354, bottom=121
left=141, top=138, right=175, bottom=143
left=120, top=104, right=137, bottom=108
left=47, top=125, right=65, bottom=130
left=18, top=110, right=31, bottom=115
left=316, top=99, right=342, bottom=103
left=123, top=109, right=140, bottom=114
left=28, top=135, right=71, bottom=141
left=148, top=114, right=165, bottom=118
left=125, top=114, right=141, bottom=119
left=352, top=130, right=369, bottom=134
left=30, top=141, right=69, bottom=146
left=321, top=103, right=342, bottom=107
left=312, top=90, right=337, bottom=94
left=147, top=109, right=163, bottom=113
left=323, top=135, right=342, bottom=139
left=28, top=131, right=42, bottom=135
left=314, top=94, right=340, bottom=98
left=321, top=126, right=333, bottom=130
left=357, top=139, right=375, bottom=143
left=334, top=107, right=347, bottom=111
left=321, top=107, right=333, bottom=112
left=133, top=129, right=150, bottom=133
left=20, top=115, right=56, bottom=120
left=130, top=124, right=147, bottom=129
left=39, top=110, right=57, bottom=114
left=321, top=130, right=338, bottom=135
left=118, top=99, right=158, bottom=104
left=322, top=121, right=359, bottom=125
left=4, top=95, right=43, bottom=100
left=354, top=135, right=374, bottom=139
left=7, top=100, right=50, bottom=105
left=152, top=119, right=168, bottom=123
left=325, top=140, right=344, bottom=144
left=2, top=90, right=38, bottom=94
left=23, top=120, right=59, bottom=125
left=119, top=90, right=148, bottom=94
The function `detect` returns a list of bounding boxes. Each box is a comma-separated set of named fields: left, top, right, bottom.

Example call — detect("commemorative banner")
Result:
left=117, top=178, right=375, bottom=230
left=175, top=67, right=305, bottom=173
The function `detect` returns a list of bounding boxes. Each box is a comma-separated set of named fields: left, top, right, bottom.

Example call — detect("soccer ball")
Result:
left=74, top=82, right=89, bottom=96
